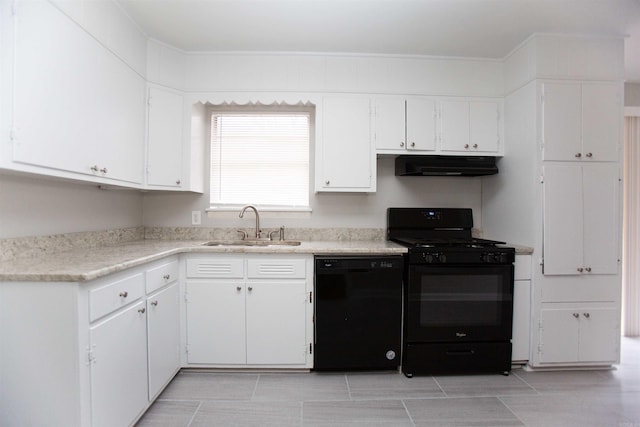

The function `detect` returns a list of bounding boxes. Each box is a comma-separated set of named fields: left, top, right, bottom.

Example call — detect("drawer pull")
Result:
left=248, top=286, right=253, bottom=292
left=163, top=274, right=171, bottom=280
left=119, top=291, right=128, bottom=298
left=150, top=300, right=158, bottom=307
left=573, top=313, right=580, bottom=318
left=138, top=308, right=146, bottom=314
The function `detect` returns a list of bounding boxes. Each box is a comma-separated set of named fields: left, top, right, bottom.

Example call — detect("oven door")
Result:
left=405, top=264, right=514, bottom=343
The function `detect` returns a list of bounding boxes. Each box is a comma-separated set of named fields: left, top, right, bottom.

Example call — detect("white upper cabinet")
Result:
left=440, top=100, right=501, bottom=154
left=541, top=82, right=620, bottom=162
left=542, top=163, right=620, bottom=275
left=375, top=97, right=437, bottom=153
left=146, top=86, right=184, bottom=188
left=11, top=0, right=145, bottom=185
left=317, top=96, right=375, bottom=192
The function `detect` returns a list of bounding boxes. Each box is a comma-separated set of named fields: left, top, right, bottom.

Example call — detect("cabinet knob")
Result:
left=176, top=179, right=181, bottom=185
left=464, top=144, right=469, bottom=149
left=90, top=165, right=99, bottom=172
left=150, top=300, right=158, bottom=307
left=99, top=167, right=108, bottom=174
left=400, top=142, right=405, bottom=147
left=573, top=313, right=580, bottom=318
left=119, top=291, right=128, bottom=298
left=575, top=153, right=582, bottom=158
left=325, top=180, right=330, bottom=186
left=248, top=286, right=253, bottom=292
left=163, top=274, right=171, bottom=280
left=236, top=286, right=242, bottom=291
left=583, top=312, right=590, bottom=318
left=410, top=142, right=415, bottom=148
left=585, top=267, right=592, bottom=272
left=585, top=152, right=593, bottom=158
left=577, top=267, right=584, bottom=272
left=138, top=307, right=146, bottom=314
left=473, top=144, right=478, bottom=149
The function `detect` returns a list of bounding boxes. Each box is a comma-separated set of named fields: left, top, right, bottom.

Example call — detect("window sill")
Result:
left=206, top=205, right=312, bottom=219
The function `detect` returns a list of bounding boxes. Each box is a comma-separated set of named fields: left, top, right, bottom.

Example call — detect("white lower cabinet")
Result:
left=0, top=257, right=181, bottom=427
left=185, top=255, right=313, bottom=368
left=90, top=301, right=149, bottom=427
left=538, top=304, right=619, bottom=364
left=512, top=255, right=532, bottom=362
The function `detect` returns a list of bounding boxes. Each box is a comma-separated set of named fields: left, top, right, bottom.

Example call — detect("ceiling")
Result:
left=118, top=0, right=640, bottom=83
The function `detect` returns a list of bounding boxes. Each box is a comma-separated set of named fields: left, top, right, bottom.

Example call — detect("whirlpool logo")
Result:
left=456, top=332, right=467, bottom=338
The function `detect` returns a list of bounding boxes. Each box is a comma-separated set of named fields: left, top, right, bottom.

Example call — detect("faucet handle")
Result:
left=236, top=230, right=248, bottom=240
left=268, top=230, right=280, bottom=241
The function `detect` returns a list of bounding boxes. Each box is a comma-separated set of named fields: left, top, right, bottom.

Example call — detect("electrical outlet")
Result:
left=191, top=210, right=202, bottom=225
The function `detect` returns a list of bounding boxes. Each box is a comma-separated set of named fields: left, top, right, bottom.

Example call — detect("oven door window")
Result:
left=406, top=265, right=514, bottom=342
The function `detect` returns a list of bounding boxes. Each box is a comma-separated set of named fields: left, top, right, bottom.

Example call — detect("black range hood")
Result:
left=395, top=155, right=498, bottom=176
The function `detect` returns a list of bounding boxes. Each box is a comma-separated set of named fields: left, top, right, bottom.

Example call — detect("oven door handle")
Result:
left=445, top=349, right=476, bottom=356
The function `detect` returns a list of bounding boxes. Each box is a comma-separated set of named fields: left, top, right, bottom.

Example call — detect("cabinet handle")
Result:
left=176, top=179, right=181, bottom=185
left=138, top=307, right=146, bottom=314
left=575, top=153, right=582, bottom=158
left=163, top=274, right=171, bottom=280
left=99, top=167, right=108, bottom=174
left=90, top=165, right=99, bottom=172
left=236, top=286, right=242, bottom=291
left=586, top=152, right=593, bottom=158
left=410, top=142, right=415, bottom=148
left=151, top=300, right=158, bottom=306
left=473, top=144, right=478, bottom=149
left=573, top=313, right=580, bottom=318
left=400, top=142, right=405, bottom=147
left=119, top=291, right=128, bottom=298
left=585, top=267, right=592, bottom=272
left=325, top=180, right=330, bottom=186
left=464, top=144, right=469, bottom=149
left=583, top=312, right=590, bottom=318
left=248, top=286, right=253, bottom=292
left=577, top=267, right=584, bottom=272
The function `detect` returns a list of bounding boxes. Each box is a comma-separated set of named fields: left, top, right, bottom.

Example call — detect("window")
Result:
left=209, top=105, right=312, bottom=211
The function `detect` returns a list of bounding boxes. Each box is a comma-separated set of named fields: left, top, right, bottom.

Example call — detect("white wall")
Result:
left=142, top=156, right=483, bottom=229
left=626, top=83, right=640, bottom=106
left=0, top=174, right=143, bottom=239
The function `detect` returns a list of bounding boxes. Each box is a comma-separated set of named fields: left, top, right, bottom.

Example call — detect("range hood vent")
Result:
left=395, top=155, right=498, bottom=177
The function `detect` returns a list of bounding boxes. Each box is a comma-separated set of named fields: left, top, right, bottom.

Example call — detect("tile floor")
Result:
left=137, top=337, right=640, bottom=426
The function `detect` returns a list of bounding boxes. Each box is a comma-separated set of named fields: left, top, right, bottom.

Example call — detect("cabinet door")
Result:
left=582, top=164, right=620, bottom=274
left=406, top=98, right=437, bottom=152
left=578, top=307, right=619, bottom=363
left=539, top=308, right=580, bottom=363
left=374, top=97, right=405, bottom=151
left=582, top=84, right=620, bottom=162
left=469, top=101, right=500, bottom=152
left=541, top=83, right=582, bottom=161
left=90, top=301, right=148, bottom=427
left=511, top=280, right=531, bottom=361
left=440, top=100, right=469, bottom=151
left=147, top=87, right=184, bottom=187
left=185, top=281, right=246, bottom=364
left=147, top=283, right=180, bottom=400
left=245, top=281, right=307, bottom=365
left=320, top=97, right=373, bottom=191
left=543, top=164, right=584, bottom=275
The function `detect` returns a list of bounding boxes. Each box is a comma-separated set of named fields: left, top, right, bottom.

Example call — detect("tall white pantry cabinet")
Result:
left=483, top=35, right=625, bottom=369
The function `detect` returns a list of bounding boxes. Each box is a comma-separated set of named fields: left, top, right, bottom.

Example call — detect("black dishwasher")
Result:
left=314, top=256, right=403, bottom=371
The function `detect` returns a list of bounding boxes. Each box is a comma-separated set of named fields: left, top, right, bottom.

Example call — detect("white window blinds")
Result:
left=210, top=111, right=310, bottom=209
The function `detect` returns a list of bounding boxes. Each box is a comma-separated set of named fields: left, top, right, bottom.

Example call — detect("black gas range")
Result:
left=387, top=208, right=515, bottom=377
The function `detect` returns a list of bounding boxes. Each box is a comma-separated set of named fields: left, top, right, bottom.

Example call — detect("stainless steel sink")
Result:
left=203, top=239, right=301, bottom=247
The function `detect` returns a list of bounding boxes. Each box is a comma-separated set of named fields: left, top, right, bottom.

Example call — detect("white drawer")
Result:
left=90, top=273, right=144, bottom=321
left=146, top=259, right=179, bottom=294
left=247, top=258, right=306, bottom=279
left=515, top=255, right=532, bottom=281
left=186, top=257, right=244, bottom=278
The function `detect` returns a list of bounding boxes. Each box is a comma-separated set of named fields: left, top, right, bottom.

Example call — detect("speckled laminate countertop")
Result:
left=0, top=240, right=408, bottom=282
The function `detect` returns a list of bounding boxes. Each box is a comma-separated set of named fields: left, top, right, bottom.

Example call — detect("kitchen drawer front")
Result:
left=247, top=258, right=306, bottom=279
left=90, top=273, right=145, bottom=322
left=186, top=257, right=244, bottom=279
left=146, top=259, right=179, bottom=294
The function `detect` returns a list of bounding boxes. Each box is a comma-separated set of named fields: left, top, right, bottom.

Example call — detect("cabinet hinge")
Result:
left=309, top=343, right=313, bottom=354
left=86, top=345, right=96, bottom=365
left=537, top=344, right=543, bottom=354
left=309, top=291, right=312, bottom=304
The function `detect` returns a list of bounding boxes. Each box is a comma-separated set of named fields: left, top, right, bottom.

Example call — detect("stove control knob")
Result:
left=439, top=254, right=447, bottom=263
left=423, top=253, right=434, bottom=263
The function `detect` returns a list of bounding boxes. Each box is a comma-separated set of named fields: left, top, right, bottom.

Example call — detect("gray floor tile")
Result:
left=433, top=371, right=537, bottom=397
left=513, top=369, right=625, bottom=394
left=500, top=391, right=640, bottom=427
left=135, top=400, right=199, bottom=427
left=405, top=397, right=524, bottom=426
left=190, top=401, right=302, bottom=426
left=346, top=371, right=445, bottom=400
left=303, top=400, right=412, bottom=426
left=252, top=372, right=349, bottom=401
left=158, top=372, right=259, bottom=400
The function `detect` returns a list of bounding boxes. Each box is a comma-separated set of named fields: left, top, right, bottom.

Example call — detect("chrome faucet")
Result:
left=239, top=205, right=261, bottom=239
